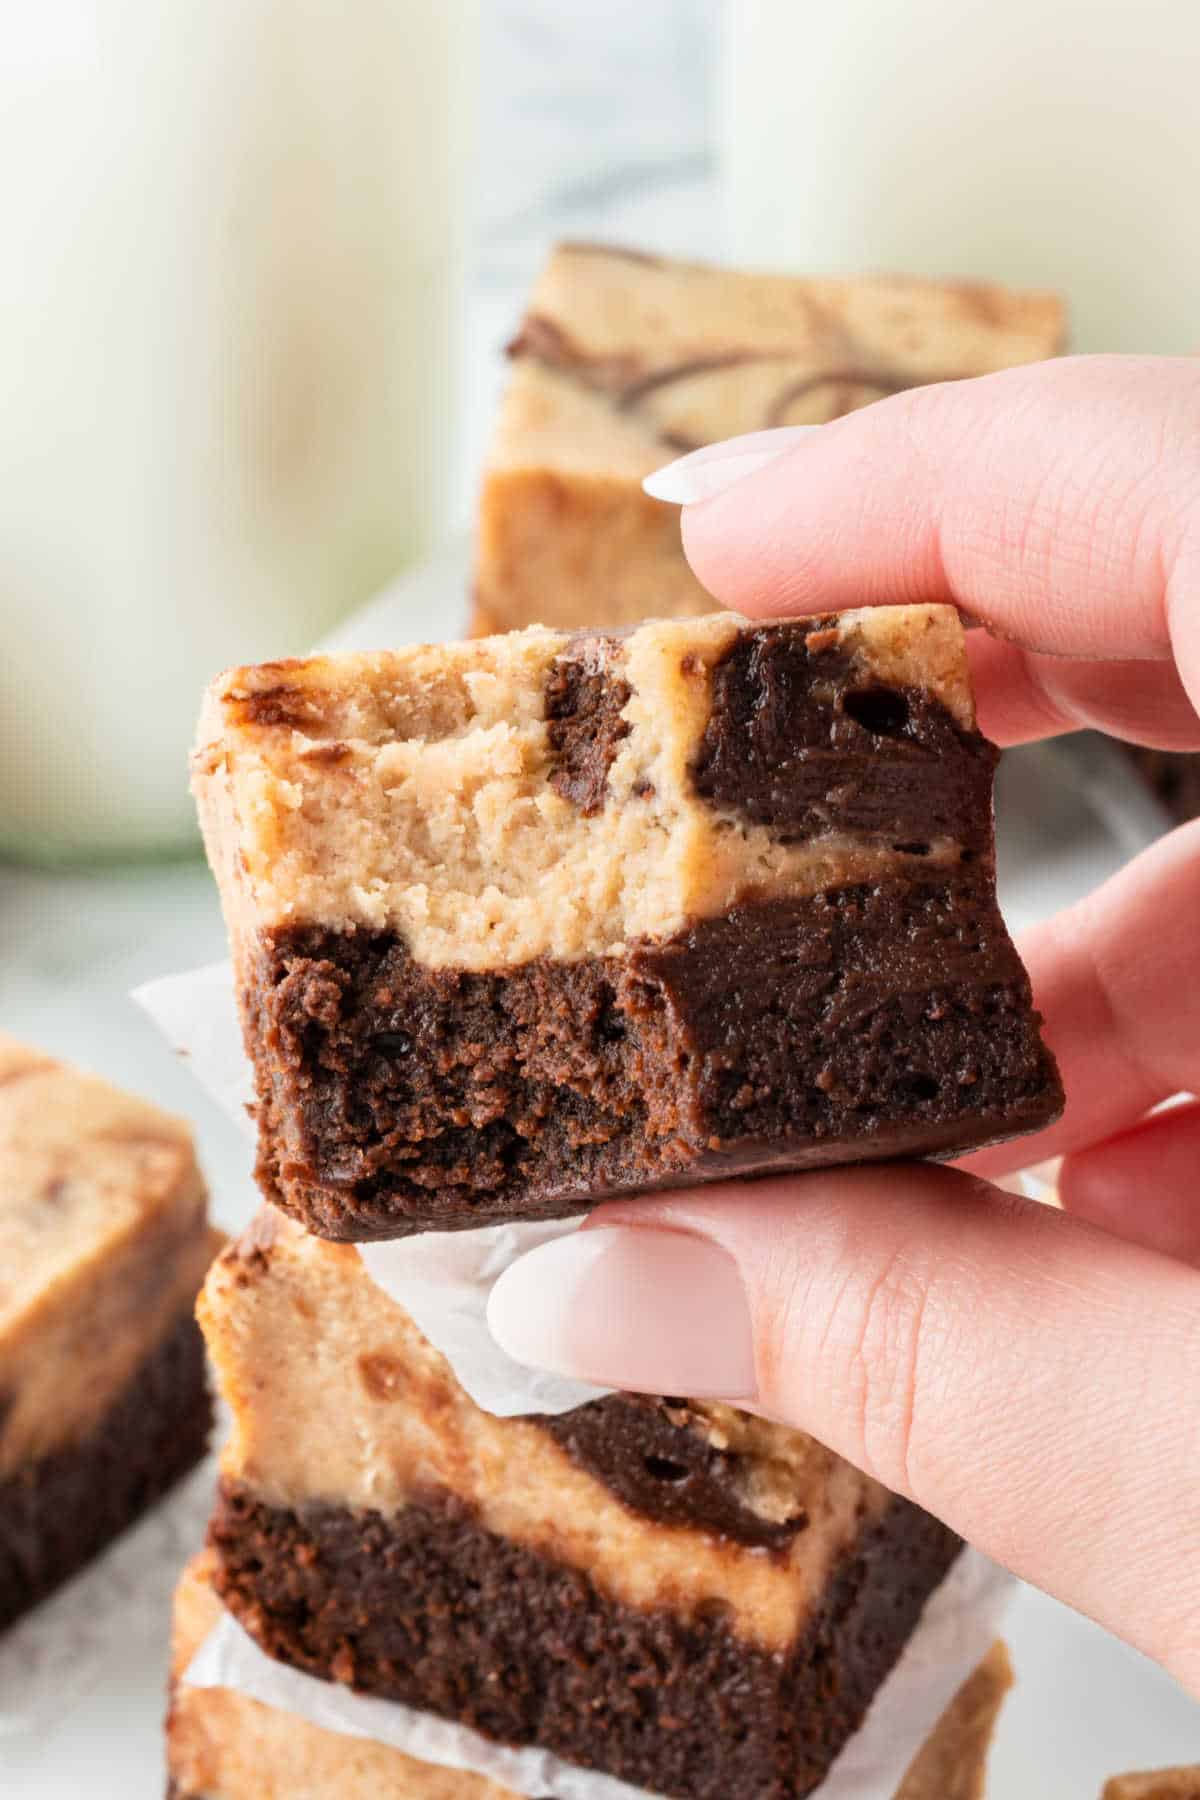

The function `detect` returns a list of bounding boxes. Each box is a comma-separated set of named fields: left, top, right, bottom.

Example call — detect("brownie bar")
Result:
left=1103, top=1775, right=1200, bottom=1800
left=0, top=1033, right=220, bottom=1630
left=473, top=243, right=1065, bottom=636
left=167, top=1553, right=1012, bottom=1800
left=0, top=1309, right=210, bottom=1629
left=194, top=608, right=1061, bottom=1240
left=198, top=1216, right=963, bottom=1800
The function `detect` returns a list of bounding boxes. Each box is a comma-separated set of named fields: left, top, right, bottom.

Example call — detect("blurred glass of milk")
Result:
left=0, top=1, right=477, bottom=861
left=723, top=0, right=1199, bottom=353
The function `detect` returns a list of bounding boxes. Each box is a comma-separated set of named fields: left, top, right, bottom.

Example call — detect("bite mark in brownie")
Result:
left=195, top=608, right=1061, bottom=1241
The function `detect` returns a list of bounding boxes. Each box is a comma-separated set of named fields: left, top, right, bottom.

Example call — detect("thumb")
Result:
left=487, top=1164, right=1200, bottom=1691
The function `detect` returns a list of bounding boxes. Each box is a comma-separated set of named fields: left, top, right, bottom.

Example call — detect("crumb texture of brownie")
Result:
left=195, top=609, right=1060, bottom=1239
left=208, top=1477, right=960, bottom=1800
left=254, top=876, right=1056, bottom=1240
left=474, top=244, right=1065, bottom=634
left=0, top=1308, right=211, bottom=1630
left=168, top=1554, right=1008, bottom=1800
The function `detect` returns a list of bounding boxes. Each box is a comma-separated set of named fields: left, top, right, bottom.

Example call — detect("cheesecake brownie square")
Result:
left=0, top=1034, right=219, bottom=1631
left=1103, top=1775, right=1200, bottom=1800
left=472, top=243, right=1065, bottom=636
left=198, top=1214, right=965, bottom=1800
left=194, top=605, right=1061, bottom=1241
left=167, top=1551, right=1012, bottom=1800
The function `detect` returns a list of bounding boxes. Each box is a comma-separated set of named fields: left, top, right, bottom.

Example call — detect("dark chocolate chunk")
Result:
left=691, top=623, right=996, bottom=850
left=538, top=1393, right=808, bottom=1550
left=544, top=651, right=631, bottom=815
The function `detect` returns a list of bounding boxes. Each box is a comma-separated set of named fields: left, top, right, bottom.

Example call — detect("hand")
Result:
left=488, top=356, right=1200, bottom=1693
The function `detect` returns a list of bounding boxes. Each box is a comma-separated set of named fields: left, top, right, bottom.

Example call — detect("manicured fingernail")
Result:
left=486, top=1226, right=757, bottom=1400
left=642, top=425, right=820, bottom=505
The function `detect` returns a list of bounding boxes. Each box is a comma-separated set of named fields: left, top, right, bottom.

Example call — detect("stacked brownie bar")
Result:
left=177, top=590, right=1059, bottom=1795
left=1103, top=1776, right=1200, bottom=1800
left=0, top=1034, right=219, bottom=1632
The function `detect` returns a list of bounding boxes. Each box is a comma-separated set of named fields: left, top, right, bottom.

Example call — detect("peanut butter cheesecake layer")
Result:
left=199, top=1215, right=962, bottom=1800
left=194, top=608, right=1061, bottom=1241
left=167, top=1553, right=1012, bottom=1800
left=0, top=1034, right=220, bottom=1630
left=473, top=242, right=1065, bottom=636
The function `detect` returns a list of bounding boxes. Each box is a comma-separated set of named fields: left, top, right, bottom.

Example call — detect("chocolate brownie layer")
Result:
left=167, top=1552, right=1011, bottom=1800
left=0, top=1308, right=210, bottom=1630
left=209, top=1478, right=960, bottom=1800
left=196, top=609, right=1060, bottom=1240
left=252, top=876, right=1054, bottom=1239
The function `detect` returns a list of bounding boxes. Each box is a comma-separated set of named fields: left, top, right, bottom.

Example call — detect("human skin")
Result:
left=488, top=357, right=1200, bottom=1694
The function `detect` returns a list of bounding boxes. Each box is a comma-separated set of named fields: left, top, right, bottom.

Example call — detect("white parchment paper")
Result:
left=183, top=1548, right=1014, bottom=1800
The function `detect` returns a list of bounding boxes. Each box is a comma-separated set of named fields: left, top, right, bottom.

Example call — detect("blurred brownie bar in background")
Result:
left=472, top=243, right=1065, bottom=636
left=1103, top=1773, right=1200, bottom=1800
left=197, top=1214, right=966, bottom=1800
left=167, top=1548, right=1012, bottom=1800
left=193, top=605, right=1061, bottom=1242
left=0, top=1034, right=219, bottom=1631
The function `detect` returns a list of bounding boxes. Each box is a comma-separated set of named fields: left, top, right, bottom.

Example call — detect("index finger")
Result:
left=677, top=355, right=1200, bottom=731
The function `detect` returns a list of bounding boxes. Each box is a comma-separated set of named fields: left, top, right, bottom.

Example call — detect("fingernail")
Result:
left=642, top=425, right=820, bottom=505
left=486, top=1226, right=757, bottom=1400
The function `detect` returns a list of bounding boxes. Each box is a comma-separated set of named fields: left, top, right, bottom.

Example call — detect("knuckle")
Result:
left=843, top=1248, right=937, bottom=1497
